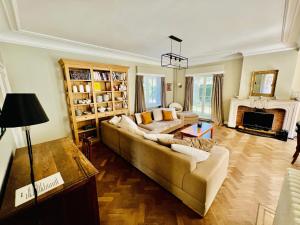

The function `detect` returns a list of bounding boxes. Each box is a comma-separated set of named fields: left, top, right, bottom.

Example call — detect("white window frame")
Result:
left=192, top=74, right=213, bottom=119
left=142, top=75, right=162, bottom=109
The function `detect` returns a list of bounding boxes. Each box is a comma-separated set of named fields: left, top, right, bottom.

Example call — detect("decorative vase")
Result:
left=96, top=96, right=103, bottom=103
left=72, top=85, right=78, bottom=93
left=79, top=85, right=84, bottom=93
left=103, top=94, right=109, bottom=102
left=85, top=84, right=91, bottom=93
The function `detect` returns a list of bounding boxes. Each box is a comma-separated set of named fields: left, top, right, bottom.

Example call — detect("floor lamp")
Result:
left=0, top=93, right=49, bottom=205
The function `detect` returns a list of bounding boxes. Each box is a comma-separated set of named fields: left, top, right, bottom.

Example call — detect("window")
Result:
left=143, top=76, right=162, bottom=109
left=192, top=75, right=213, bottom=118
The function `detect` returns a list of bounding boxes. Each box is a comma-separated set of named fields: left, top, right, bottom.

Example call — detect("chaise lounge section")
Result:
left=101, top=121, right=229, bottom=216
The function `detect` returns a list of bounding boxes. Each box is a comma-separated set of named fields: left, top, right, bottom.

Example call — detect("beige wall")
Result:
left=239, top=50, right=299, bottom=99
left=174, top=58, right=243, bottom=122
left=292, top=51, right=300, bottom=121
left=0, top=43, right=172, bottom=145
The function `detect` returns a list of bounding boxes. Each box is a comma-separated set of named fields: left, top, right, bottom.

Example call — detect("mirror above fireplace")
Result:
left=250, top=70, right=278, bottom=97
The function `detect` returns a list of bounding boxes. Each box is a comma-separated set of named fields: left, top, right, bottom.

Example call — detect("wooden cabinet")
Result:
left=59, top=59, right=129, bottom=145
left=0, top=138, right=100, bottom=225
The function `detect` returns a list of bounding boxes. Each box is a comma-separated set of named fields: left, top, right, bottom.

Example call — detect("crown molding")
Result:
left=1, top=0, right=20, bottom=31
left=0, top=0, right=299, bottom=67
left=281, top=0, right=300, bottom=43
left=241, top=43, right=297, bottom=57
left=0, top=30, right=161, bottom=65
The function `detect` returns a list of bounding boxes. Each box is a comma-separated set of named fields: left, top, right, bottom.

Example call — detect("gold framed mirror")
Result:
left=250, top=70, right=278, bottom=97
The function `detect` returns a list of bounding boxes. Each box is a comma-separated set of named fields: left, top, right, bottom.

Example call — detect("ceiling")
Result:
left=0, top=0, right=299, bottom=65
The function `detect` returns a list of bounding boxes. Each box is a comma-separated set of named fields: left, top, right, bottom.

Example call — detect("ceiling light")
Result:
left=161, top=35, right=188, bottom=69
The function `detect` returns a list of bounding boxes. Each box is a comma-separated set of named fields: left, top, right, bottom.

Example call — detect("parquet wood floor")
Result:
left=92, top=126, right=299, bottom=225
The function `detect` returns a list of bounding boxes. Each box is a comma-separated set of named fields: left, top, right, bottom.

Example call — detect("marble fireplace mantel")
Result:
left=228, top=98, right=300, bottom=138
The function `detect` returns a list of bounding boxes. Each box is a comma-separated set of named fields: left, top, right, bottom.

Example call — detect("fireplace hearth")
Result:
left=243, top=110, right=274, bottom=131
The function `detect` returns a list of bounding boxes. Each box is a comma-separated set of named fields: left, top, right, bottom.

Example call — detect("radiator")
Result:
left=273, top=168, right=300, bottom=225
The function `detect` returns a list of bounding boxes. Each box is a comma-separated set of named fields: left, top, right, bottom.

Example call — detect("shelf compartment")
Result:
left=78, top=127, right=97, bottom=134
left=76, top=114, right=96, bottom=122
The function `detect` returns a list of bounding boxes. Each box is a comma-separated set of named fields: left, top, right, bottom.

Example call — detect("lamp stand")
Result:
left=25, top=126, right=38, bottom=205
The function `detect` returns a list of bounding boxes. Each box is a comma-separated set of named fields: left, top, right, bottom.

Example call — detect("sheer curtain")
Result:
left=211, top=74, right=224, bottom=125
left=135, top=75, right=146, bottom=113
left=143, top=76, right=162, bottom=109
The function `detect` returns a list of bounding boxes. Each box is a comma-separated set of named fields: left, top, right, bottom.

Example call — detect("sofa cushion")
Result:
left=153, top=108, right=163, bottom=121
left=144, top=133, right=174, bottom=142
left=138, top=119, right=182, bottom=133
left=171, top=144, right=210, bottom=162
left=164, top=108, right=178, bottom=119
left=141, top=112, right=152, bottom=124
left=182, top=146, right=229, bottom=214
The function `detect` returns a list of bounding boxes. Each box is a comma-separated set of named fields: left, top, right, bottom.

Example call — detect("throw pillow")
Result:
left=141, top=112, right=152, bottom=124
left=157, top=137, right=214, bottom=152
left=163, top=108, right=177, bottom=119
left=109, top=116, right=122, bottom=125
left=162, top=110, right=174, bottom=121
left=183, top=137, right=215, bottom=152
left=135, top=113, right=142, bottom=124
left=171, top=144, right=210, bottom=162
left=153, top=108, right=163, bottom=121
left=144, top=133, right=174, bottom=142
left=118, top=115, right=138, bottom=130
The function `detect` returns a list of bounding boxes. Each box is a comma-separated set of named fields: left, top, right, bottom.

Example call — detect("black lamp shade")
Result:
left=0, top=93, right=49, bottom=128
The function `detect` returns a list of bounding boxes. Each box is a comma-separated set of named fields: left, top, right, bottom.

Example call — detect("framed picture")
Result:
left=0, top=107, right=6, bottom=140
left=167, top=83, right=172, bottom=91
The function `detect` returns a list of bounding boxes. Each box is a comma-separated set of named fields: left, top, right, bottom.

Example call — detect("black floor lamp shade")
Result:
left=0, top=93, right=49, bottom=128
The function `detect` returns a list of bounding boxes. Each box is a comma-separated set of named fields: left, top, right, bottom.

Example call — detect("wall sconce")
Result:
left=177, top=83, right=182, bottom=88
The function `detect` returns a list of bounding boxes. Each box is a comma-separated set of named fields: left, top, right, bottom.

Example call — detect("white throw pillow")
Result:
left=171, top=144, right=210, bottom=162
left=135, top=113, right=142, bottom=124
left=164, top=108, right=177, bottom=119
left=144, top=133, right=174, bottom=142
left=153, top=108, right=163, bottom=121
left=109, top=116, right=121, bottom=125
left=118, top=115, right=146, bottom=136
left=118, top=115, right=138, bottom=130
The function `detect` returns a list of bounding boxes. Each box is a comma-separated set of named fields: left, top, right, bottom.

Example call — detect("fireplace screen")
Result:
left=243, top=111, right=274, bottom=131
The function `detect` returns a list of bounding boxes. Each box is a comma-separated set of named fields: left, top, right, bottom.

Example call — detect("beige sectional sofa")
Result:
left=101, top=121, right=229, bottom=216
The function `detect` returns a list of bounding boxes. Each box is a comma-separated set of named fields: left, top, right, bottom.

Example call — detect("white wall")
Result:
left=239, top=50, right=299, bottom=99
left=0, top=43, right=172, bottom=145
left=174, top=58, right=243, bottom=122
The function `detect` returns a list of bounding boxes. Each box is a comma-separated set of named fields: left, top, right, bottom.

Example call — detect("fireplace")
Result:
left=243, top=111, right=274, bottom=131
left=228, top=98, right=300, bottom=138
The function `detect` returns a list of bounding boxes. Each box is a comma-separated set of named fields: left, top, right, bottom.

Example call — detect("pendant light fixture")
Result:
left=161, top=35, right=188, bottom=69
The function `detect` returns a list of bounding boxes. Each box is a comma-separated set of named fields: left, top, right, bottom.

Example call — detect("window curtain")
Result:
left=183, top=76, right=194, bottom=111
left=135, top=75, right=146, bottom=113
left=161, top=77, right=167, bottom=108
left=211, top=74, right=224, bottom=125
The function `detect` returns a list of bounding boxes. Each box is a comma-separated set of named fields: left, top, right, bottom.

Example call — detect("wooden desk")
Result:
left=0, top=138, right=100, bottom=225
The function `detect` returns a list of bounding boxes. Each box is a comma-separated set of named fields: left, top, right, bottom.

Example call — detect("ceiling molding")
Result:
left=0, top=30, right=161, bottom=65
left=1, top=0, right=20, bottom=31
left=281, top=0, right=300, bottom=44
left=189, top=52, right=243, bottom=66
left=0, top=0, right=299, bottom=67
left=241, top=43, right=297, bottom=56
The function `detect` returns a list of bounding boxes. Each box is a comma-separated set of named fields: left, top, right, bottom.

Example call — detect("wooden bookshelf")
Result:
left=59, top=59, right=129, bottom=145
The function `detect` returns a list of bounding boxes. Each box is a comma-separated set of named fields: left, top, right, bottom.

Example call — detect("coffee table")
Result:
left=180, top=122, right=214, bottom=139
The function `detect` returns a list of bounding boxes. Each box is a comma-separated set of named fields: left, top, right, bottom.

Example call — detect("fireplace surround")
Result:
left=228, top=98, right=300, bottom=138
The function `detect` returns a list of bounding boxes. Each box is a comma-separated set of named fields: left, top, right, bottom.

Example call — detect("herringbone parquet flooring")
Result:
left=92, top=126, right=299, bottom=225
